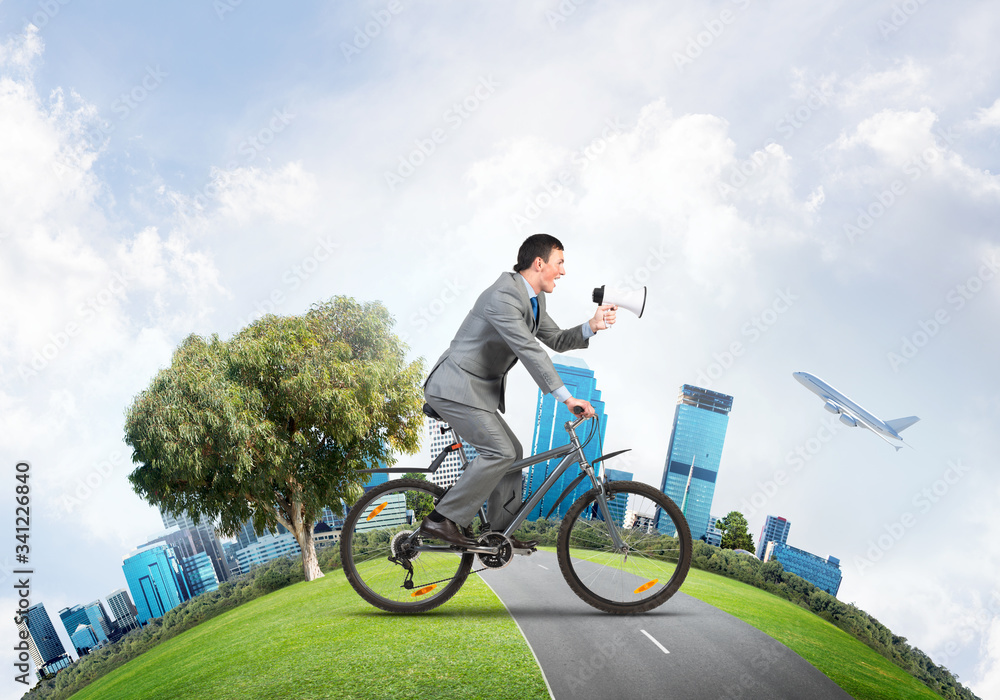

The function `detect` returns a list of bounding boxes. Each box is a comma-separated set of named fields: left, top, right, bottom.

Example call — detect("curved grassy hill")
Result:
left=68, top=566, right=945, bottom=700
left=681, top=567, right=943, bottom=700
left=69, top=573, right=547, bottom=700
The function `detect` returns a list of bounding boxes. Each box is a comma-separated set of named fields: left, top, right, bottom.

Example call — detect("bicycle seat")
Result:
left=422, top=403, right=443, bottom=421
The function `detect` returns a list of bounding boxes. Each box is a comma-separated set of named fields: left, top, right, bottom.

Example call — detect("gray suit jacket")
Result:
left=424, top=272, right=590, bottom=413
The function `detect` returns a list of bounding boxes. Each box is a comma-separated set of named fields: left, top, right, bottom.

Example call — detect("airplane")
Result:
left=793, top=371, right=919, bottom=451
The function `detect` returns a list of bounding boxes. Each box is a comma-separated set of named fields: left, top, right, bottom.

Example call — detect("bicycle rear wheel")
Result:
left=340, top=478, right=474, bottom=613
left=557, top=480, right=692, bottom=614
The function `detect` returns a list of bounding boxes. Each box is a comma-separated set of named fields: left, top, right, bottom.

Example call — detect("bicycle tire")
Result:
left=557, top=480, right=692, bottom=614
left=340, top=478, right=474, bottom=613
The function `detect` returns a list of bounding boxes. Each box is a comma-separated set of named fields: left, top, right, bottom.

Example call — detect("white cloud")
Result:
left=840, top=58, right=929, bottom=109
left=833, top=107, right=1000, bottom=203
left=974, top=617, right=1000, bottom=698
left=969, top=98, right=1000, bottom=130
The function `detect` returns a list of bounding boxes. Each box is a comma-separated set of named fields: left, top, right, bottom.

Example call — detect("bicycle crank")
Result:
left=476, top=532, right=513, bottom=569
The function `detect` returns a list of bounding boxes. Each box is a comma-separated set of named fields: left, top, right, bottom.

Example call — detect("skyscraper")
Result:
left=122, top=543, right=191, bottom=624
left=181, top=551, right=221, bottom=596
left=656, top=384, right=734, bottom=541
left=58, top=601, right=112, bottom=645
left=757, top=515, right=792, bottom=560
left=236, top=519, right=260, bottom=549
left=426, top=417, right=479, bottom=489
left=106, top=588, right=140, bottom=633
left=524, top=357, right=608, bottom=521
left=159, top=507, right=232, bottom=583
left=16, top=603, right=70, bottom=677
left=58, top=605, right=90, bottom=644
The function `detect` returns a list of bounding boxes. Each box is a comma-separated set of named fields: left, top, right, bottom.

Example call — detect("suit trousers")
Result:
left=424, top=394, right=524, bottom=530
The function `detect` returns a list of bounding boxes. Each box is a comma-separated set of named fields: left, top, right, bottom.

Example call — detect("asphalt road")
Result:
left=478, top=550, right=853, bottom=700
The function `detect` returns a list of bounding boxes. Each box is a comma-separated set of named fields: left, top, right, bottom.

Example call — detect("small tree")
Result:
left=718, top=510, right=756, bottom=552
left=124, top=297, right=424, bottom=581
left=402, top=472, right=435, bottom=522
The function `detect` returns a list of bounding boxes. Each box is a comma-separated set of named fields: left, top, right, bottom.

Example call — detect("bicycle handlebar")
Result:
left=568, top=405, right=590, bottom=431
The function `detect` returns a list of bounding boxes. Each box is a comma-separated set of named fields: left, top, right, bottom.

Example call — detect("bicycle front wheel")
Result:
left=340, top=478, right=474, bottom=613
left=557, top=480, right=692, bottom=614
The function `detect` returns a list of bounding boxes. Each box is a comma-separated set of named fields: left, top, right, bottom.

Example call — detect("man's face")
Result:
left=537, top=247, right=565, bottom=293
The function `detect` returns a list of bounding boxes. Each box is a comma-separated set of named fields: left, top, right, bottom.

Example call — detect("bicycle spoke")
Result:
left=341, top=479, right=474, bottom=613
left=558, top=481, right=692, bottom=614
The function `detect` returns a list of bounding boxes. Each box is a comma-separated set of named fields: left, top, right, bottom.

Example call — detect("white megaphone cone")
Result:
left=592, top=285, right=646, bottom=318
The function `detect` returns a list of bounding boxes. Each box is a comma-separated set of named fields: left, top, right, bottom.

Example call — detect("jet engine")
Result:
left=839, top=413, right=858, bottom=427
left=823, top=401, right=841, bottom=414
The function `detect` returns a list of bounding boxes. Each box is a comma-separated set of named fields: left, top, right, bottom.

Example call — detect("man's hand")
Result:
left=589, top=304, right=617, bottom=333
left=565, top=397, right=595, bottom=418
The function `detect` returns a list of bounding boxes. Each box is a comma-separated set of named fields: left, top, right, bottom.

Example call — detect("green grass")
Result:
left=69, top=571, right=548, bottom=700
left=70, top=556, right=944, bottom=700
left=680, top=567, right=943, bottom=700
left=555, top=545, right=943, bottom=700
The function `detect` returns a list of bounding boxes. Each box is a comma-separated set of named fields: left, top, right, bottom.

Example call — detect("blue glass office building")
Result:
left=182, top=551, right=220, bottom=597
left=656, top=385, right=734, bottom=541
left=58, top=605, right=90, bottom=645
left=524, top=357, right=608, bottom=521
left=70, top=625, right=99, bottom=655
left=58, top=601, right=111, bottom=645
left=765, top=542, right=843, bottom=596
left=122, top=543, right=191, bottom=624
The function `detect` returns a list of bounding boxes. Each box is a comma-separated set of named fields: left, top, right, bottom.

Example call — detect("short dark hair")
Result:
left=513, top=234, right=564, bottom=273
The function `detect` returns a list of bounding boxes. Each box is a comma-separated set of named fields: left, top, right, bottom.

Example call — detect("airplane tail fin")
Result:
left=886, top=416, right=920, bottom=433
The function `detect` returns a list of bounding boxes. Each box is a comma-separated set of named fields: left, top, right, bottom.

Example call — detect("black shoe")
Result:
left=509, top=536, right=538, bottom=550
left=419, top=516, right=478, bottom=549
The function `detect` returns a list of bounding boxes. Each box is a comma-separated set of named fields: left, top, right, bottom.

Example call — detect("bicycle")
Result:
left=339, top=404, right=693, bottom=615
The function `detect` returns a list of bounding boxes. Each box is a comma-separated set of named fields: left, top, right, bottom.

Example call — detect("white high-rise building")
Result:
left=106, top=588, right=140, bottom=632
left=426, top=417, right=478, bottom=489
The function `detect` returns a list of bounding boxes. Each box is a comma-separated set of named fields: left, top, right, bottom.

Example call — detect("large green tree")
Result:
left=124, top=297, right=425, bottom=581
left=718, top=510, right=756, bottom=552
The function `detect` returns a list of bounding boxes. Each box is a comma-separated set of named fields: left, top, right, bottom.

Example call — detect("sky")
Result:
left=1, top=0, right=998, bottom=697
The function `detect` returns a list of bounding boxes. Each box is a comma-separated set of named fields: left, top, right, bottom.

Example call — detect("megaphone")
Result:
left=592, top=285, right=646, bottom=318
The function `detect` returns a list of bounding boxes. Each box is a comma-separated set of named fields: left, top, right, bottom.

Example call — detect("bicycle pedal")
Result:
left=512, top=547, right=535, bottom=556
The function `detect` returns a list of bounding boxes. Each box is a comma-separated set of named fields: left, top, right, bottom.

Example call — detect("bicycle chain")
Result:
left=406, top=565, right=492, bottom=591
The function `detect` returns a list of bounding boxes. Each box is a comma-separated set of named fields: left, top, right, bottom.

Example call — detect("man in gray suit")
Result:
left=421, top=234, right=616, bottom=548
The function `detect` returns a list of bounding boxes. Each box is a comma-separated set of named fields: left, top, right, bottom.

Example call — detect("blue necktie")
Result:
left=530, top=296, right=538, bottom=323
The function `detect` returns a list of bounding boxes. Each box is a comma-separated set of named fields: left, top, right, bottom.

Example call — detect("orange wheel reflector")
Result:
left=412, top=585, right=437, bottom=597
left=367, top=502, right=388, bottom=521
left=634, top=579, right=659, bottom=595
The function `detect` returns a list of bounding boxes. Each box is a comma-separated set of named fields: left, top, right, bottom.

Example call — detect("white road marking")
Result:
left=641, top=629, right=670, bottom=654
left=538, top=564, right=549, bottom=570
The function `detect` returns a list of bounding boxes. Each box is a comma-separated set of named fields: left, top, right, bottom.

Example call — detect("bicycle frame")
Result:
left=365, top=415, right=628, bottom=554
